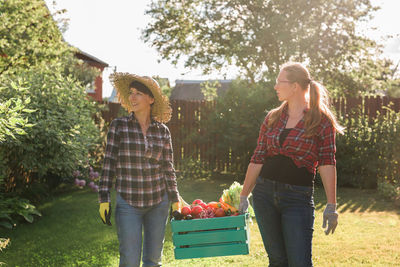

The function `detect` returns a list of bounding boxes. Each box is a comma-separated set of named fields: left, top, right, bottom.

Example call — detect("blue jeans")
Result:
left=253, top=177, right=315, bottom=267
left=115, top=193, right=170, bottom=267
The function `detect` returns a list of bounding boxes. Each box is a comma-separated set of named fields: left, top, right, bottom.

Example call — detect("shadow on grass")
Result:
left=313, top=186, right=399, bottom=214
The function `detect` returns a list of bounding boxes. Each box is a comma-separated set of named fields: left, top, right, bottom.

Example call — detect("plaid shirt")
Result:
left=250, top=105, right=336, bottom=175
left=99, top=113, right=179, bottom=208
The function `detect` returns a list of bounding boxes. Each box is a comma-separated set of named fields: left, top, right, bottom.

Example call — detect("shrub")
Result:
left=176, top=157, right=212, bottom=180
left=0, top=195, right=41, bottom=229
left=0, top=67, right=100, bottom=198
left=336, top=106, right=400, bottom=189
left=72, top=165, right=100, bottom=192
left=190, top=79, right=277, bottom=173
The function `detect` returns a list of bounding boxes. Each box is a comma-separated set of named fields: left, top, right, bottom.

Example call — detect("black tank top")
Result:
left=259, top=128, right=314, bottom=186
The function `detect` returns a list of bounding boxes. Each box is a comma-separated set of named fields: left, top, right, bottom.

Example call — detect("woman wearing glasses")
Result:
left=239, top=62, right=344, bottom=266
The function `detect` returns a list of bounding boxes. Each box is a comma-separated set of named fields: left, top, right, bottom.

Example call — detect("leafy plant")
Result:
left=0, top=68, right=100, bottom=196
left=0, top=195, right=41, bottom=229
left=177, top=157, right=212, bottom=180
left=336, top=105, right=400, bottom=189
left=188, top=79, right=277, bottom=173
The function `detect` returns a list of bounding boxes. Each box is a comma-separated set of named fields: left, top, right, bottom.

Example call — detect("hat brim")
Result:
left=109, top=73, right=172, bottom=123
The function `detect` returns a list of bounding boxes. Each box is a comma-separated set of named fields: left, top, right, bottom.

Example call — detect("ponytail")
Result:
left=304, top=81, right=344, bottom=136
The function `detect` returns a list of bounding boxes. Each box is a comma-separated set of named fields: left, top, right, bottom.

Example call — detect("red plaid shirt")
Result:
left=99, top=113, right=179, bottom=208
left=250, top=105, right=336, bottom=175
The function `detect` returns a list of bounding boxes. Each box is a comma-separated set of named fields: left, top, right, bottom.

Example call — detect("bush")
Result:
left=190, top=79, right=277, bottom=173
left=336, top=106, right=400, bottom=189
left=0, top=67, right=100, bottom=198
left=176, top=157, right=212, bottom=180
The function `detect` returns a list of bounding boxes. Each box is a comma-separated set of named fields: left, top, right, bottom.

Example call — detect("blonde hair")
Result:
left=268, top=62, right=344, bottom=136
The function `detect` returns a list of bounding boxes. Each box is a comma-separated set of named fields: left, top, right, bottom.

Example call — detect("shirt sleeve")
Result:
left=317, top=119, right=336, bottom=167
left=98, top=119, right=119, bottom=203
left=162, top=126, right=180, bottom=203
left=250, top=114, right=270, bottom=164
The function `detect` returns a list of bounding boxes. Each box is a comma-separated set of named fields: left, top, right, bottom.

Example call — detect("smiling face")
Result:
left=274, top=70, right=296, bottom=102
left=128, top=87, right=154, bottom=114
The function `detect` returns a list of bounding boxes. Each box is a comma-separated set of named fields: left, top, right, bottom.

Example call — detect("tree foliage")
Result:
left=0, top=69, right=100, bottom=196
left=0, top=0, right=101, bottom=199
left=0, top=0, right=72, bottom=74
left=0, top=82, right=34, bottom=142
left=190, top=79, right=277, bottom=172
left=144, top=0, right=395, bottom=96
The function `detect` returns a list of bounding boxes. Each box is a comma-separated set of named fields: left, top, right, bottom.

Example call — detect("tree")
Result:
left=0, top=0, right=101, bottom=196
left=143, top=0, right=391, bottom=96
left=0, top=0, right=72, bottom=74
left=153, top=76, right=173, bottom=97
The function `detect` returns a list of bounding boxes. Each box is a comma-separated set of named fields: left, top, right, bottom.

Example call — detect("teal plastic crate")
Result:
left=171, top=214, right=250, bottom=259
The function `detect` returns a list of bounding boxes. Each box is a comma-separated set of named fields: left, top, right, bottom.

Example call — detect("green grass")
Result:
left=1, top=174, right=399, bottom=267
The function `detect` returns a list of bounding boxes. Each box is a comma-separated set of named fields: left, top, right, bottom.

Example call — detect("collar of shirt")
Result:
left=128, top=112, right=157, bottom=126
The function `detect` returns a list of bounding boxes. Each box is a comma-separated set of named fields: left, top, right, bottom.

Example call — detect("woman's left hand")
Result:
left=322, top=203, right=338, bottom=235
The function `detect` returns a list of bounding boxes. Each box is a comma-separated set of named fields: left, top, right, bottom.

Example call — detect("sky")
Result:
left=44, top=0, right=400, bottom=98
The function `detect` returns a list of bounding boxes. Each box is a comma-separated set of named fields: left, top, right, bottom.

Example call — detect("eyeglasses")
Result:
left=275, top=79, right=293, bottom=84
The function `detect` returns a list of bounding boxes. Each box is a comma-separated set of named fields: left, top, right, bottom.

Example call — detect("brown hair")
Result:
left=268, top=62, right=344, bottom=136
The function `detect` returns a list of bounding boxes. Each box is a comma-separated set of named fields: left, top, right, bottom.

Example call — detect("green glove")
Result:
left=99, top=202, right=112, bottom=226
left=323, top=203, right=338, bottom=235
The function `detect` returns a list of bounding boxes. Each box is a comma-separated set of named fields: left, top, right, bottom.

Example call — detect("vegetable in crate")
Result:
left=221, top=181, right=255, bottom=216
left=191, top=205, right=203, bottom=218
left=193, top=199, right=207, bottom=209
left=181, top=206, right=191, bottom=216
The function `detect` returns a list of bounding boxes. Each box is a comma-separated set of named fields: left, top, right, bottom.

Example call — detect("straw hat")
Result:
left=109, top=72, right=172, bottom=123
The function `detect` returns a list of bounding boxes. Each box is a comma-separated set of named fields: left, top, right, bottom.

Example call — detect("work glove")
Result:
left=171, top=201, right=181, bottom=212
left=170, top=201, right=183, bottom=220
left=322, top=203, right=338, bottom=235
left=238, top=195, right=249, bottom=214
left=99, top=202, right=112, bottom=226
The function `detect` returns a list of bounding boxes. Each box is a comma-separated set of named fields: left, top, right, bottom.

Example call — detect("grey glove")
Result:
left=239, top=195, right=249, bottom=214
left=323, top=203, right=338, bottom=235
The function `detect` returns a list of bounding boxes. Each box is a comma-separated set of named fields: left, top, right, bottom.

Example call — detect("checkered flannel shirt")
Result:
left=250, top=105, right=336, bottom=175
left=99, top=113, right=179, bottom=208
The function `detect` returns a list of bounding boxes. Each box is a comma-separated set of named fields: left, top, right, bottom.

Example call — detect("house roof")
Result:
left=75, top=50, right=109, bottom=67
left=170, top=80, right=233, bottom=100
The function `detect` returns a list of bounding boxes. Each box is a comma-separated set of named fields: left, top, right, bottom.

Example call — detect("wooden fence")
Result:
left=101, top=96, right=400, bottom=172
left=332, top=96, right=400, bottom=118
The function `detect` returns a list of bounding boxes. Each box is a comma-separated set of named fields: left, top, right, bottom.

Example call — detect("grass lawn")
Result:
left=1, top=174, right=399, bottom=267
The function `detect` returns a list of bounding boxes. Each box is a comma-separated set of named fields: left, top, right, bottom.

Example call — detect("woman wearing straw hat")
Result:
left=98, top=73, right=180, bottom=267
left=239, top=62, right=343, bottom=266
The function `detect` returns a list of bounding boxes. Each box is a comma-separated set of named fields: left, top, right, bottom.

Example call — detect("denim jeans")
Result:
left=115, top=193, right=169, bottom=267
left=253, top=177, right=315, bottom=267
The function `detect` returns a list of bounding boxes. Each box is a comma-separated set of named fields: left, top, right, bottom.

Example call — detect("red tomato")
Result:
left=192, top=199, right=204, bottom=205
left=191, top=206, right=203, bottom=218
left=215, top=208, right=225, bottom=217
left=181, top=206, right=191, bottom=216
